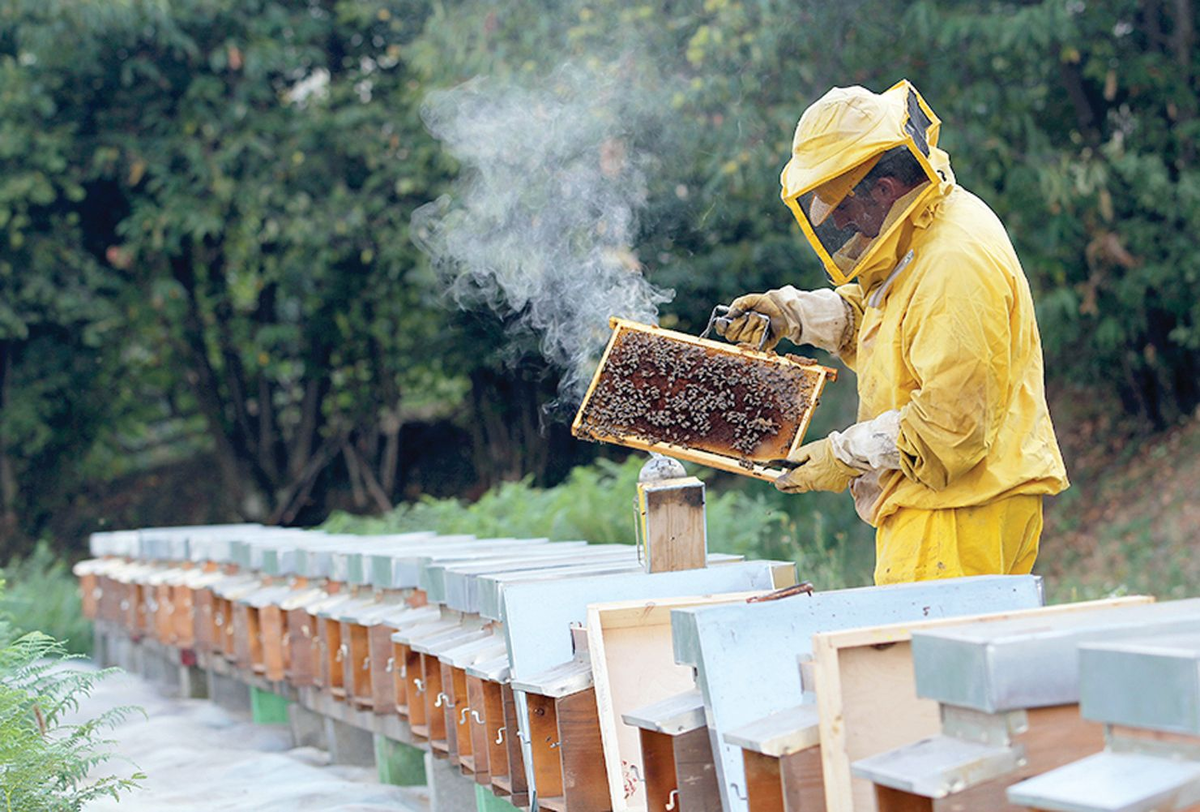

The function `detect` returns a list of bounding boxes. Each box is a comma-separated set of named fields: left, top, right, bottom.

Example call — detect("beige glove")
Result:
left=777, top=410, right=902, bottom=503
left=774, top=437, right=861, bottom=494
left=828, top=410, right=902, bottom=471
left=716, top=287, right=855, bottom=354
left=718, top=291, right=791, bottom=350
left=830, top=410, right=902, bottom=522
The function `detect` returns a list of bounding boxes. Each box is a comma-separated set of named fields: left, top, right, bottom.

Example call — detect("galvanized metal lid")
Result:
left=911, top=598, right=1200, bottom=713
left=1006, top=750, right=1200, bottom=812
left=1080, top=632, right=1200, bottom=736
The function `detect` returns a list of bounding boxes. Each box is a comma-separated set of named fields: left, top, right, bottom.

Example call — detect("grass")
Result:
left=1038, top=411, right=1200, bottom=603
left=325, top=453, right=877, bottom=591
left=0, top=542, right=92, bottom=656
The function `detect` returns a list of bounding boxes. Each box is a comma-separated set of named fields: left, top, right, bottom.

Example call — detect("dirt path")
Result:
left=70, top=663, right=428, bottom=811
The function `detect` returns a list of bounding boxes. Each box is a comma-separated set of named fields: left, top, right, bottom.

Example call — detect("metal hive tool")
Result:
left=572, top=316, right=837, bottom=481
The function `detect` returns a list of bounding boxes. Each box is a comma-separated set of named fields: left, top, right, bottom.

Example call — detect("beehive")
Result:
left=572, top=319, right=837, bottom=481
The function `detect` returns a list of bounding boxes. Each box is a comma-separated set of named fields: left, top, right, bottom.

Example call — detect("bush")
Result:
left=0, top=542, right=91, bottom=656
left=325, top=454, right=876, bottom=590
left=0, top=582, right=142, bottom=810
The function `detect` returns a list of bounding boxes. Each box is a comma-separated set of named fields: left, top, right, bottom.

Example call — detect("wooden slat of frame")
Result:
left=587, top=593, right=764, bottom=812
left=812, top=596, right=1153, bottom=812
left=571, top=318, right=837, bottom=483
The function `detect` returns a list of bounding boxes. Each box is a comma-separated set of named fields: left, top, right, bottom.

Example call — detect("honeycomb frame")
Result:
left=572, top=318, right=837, bottom=481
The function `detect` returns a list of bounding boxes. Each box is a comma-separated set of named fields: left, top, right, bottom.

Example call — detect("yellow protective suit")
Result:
left=779, top=82, right=1068, bottom=584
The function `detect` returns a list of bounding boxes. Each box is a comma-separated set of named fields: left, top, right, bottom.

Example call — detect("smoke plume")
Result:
left=411, top=62, right=675, bottom=408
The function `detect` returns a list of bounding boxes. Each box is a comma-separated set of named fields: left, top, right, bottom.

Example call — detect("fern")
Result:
left=0, top=543, right=92, bottom=656
left=0, top=589, right=143, bottom=811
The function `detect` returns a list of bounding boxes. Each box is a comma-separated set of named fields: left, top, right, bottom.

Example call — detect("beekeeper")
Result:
left=717, top=80, right=1068, bottom=584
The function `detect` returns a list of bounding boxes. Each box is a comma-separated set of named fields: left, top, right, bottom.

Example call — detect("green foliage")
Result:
left=325, top=454, right=875, bottom=590
left=900, top=0, right=1200, bottom=426
left=0, top=583, right=142, bottom=810
left=2, top=0, right=1198, bottom=546
left=0, top=543, right=91, bottom=656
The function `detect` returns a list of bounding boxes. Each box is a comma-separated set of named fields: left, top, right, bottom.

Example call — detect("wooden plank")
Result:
left=346, top=622, right=372, bottom=708
left=745, top=750, right=785, bottom=812
left=223, top=597, right=238, bottom=660
left=422, top=653, right=448, bottom=751
left=528, top=692, right=564, bottom=798
left=452, top=667, right=474, bottom=764
left=284, top=607, right=316, bottom=686
left=558, top=687, right=609, bottom=810
left=173, top=580, right=194, bottom=647
left=466, top=676, right=491, bottom=784
left=673, top=576, right=1044, bottom=812
left=496, top=682, right=529, bottom=805
left=79, top=573, right=99, bottom=619
left=247, top=606, right=264, bottom=673
left=439, top=656, right=460, bottom=763
left=232, top=603, right=252, bottom=669
left=874, top=786, right=932, bottom=812
left=812, top=596, right=1153, bottom=812
left=406, top=644, right=429, bottom=738
left=194, top=590, right=215, bottom=654
left=675, top=726, right=722, bottom=812
left=260, top=605, right=286, bottom=682
left=781, top=746, right=826, bottom=810
left=640, top=729, right=677, bottom=812
left=369, top=625, right=397, bottom=714
left=483, top=679, right=509, bottom=782
left=318, top=614, right=344, bottom=693
left=402, top=642, right=424, bottom=721
left=571, top=318, right=837, bottom=483
left=926, top=704, right=1103, bottom=811
left=155, top=584, right=173, bottom=644
left=642, top=478, right=707, bottom=574
left=587, top=593, right=764, bottom=812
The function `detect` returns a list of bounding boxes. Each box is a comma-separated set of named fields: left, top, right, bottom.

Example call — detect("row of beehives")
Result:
left=75, top=524, right=1200, bottom=812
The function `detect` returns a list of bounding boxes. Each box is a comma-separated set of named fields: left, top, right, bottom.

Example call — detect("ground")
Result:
left=1039, top=392, right=1200, bottom=603
left=68, top=663, right=427, bottom=811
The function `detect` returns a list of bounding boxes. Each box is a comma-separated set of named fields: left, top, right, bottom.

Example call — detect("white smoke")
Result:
left=411, top=62, right=675, bottom=407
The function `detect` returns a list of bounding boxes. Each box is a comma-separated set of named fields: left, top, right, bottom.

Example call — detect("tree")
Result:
left=0, top=29, right=118, bottom=555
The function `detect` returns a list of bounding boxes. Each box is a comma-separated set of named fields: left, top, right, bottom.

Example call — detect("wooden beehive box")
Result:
left=573, top=319, right=836, bottom=481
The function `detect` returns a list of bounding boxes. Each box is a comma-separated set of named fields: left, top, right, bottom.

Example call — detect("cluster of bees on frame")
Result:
left=580, top=330, right=812, bottom=458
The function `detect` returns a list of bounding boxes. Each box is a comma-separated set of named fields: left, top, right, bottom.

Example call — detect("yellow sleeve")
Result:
left=895, top=251, right=1012, bottom=491
left=834, top=283, right=865, bottom=371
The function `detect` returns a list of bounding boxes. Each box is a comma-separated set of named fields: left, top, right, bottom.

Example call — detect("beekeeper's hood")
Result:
left=781, top=80, right=951, bottom=286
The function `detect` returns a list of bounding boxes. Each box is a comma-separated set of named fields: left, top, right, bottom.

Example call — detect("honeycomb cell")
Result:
left=575, top=327, right=822, bottom=463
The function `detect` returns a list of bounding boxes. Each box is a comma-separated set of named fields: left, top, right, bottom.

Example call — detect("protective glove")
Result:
left=774, top=437, right=862, bottom=494
left=716, top=287, right=856, bottom=354
left=717, top=291, right=791, bottom=351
